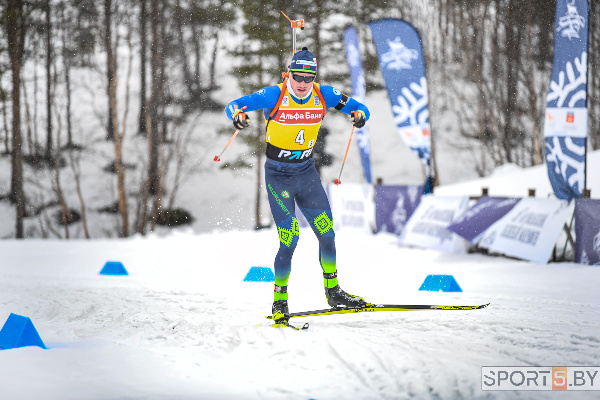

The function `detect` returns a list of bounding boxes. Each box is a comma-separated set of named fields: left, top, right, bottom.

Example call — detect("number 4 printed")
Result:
left=295, top=130, right=305, bottom=145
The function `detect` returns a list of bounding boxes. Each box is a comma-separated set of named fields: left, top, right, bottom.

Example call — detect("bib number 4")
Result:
left=295, top=130, right=305, bottom=145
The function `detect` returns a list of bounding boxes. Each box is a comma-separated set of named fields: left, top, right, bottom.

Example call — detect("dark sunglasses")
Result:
left=292, top=74, right=315, bottom=83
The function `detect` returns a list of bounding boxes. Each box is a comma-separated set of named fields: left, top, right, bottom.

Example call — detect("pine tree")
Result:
left=227, top=0, right=291, bottom=229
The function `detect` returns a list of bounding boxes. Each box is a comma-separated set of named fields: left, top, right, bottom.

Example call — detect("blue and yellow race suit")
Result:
left=226, top=79, right=370, bottom=301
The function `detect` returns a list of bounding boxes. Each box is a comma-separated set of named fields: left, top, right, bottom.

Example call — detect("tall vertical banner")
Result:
left=544, top=0, right=589, bottom=200
left=343, top=26, right=372, bottom=183
left=368, top=19, right=432, bottom=190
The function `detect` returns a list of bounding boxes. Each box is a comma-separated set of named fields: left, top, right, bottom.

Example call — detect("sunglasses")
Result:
left=292, top=74, right=315, bottom=83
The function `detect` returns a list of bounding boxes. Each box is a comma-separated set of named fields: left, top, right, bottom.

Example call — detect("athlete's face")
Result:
left=290, top=72, right=315, bottom=97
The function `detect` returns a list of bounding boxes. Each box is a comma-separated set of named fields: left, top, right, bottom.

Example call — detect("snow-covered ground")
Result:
left=1, top=15, right=599, bottom=400
left=1, top=215, right=599, bottom=399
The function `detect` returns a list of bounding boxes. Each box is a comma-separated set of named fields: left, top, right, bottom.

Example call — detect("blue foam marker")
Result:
left=100, top=261, right=128, bottom=276
left=0, top=313, right=47, bottom=350
left=418, top=274, right=462, bottom=292
left=243, top=266, right=275, bottom=282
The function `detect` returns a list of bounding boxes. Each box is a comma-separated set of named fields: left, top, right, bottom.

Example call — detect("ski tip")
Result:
left=213, top=156, right=220, bottom=162
left=480, top=303, right=491, bottom=309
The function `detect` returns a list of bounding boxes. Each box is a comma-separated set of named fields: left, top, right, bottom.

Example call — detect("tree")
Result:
left=103, top=0, right=129, bottom=237
left=230, top=0, right=291, bottom=229
left=3, top=0, right=32, bottom=238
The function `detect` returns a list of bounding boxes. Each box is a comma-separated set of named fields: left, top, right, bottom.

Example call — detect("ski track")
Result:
left=1, top=234, right=599, bottom=400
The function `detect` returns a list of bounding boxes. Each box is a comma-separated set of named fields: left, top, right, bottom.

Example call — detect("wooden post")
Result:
left=528, top=188, right=536, bottom=197
left=582, top=189, right=591, bottom=198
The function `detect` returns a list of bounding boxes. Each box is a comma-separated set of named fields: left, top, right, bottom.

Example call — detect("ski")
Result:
left=270, top=321, right=310, bottom=330
left=266, top=303, right=489, bottom=319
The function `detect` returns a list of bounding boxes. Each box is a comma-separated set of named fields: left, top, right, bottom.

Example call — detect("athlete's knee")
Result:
left=277, top=215, right=300, bottom=248
left=312, top=210, right=334, bottom=238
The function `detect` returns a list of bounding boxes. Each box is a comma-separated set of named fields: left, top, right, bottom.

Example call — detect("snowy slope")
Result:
left=0, top=227, right=599, bottom=400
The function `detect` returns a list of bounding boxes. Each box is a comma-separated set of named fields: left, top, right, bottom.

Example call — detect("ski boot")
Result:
left=324, top=285, right=368, bottom=308
left=272, top=300, right=289, bottom=324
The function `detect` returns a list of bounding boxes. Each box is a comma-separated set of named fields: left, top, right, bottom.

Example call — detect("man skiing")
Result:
left=225, top=47, right=370, bottom=325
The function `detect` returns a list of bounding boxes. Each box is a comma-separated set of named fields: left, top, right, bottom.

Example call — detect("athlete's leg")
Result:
left=264, top=163, right=300, bottom=303
left=295, top=161, right=338, bottom=289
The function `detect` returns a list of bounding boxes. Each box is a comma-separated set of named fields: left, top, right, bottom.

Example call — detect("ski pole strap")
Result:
left=232, top=105, right=248, bottom=119
left=274, top=284, right=288, bottom=293
left=323, top=272, right=337, bottom=280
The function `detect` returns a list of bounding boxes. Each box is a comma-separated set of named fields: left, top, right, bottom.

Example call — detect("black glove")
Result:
left=233, top=109, right=250, bottom=130
left=351, top=110, right=366, bottom=128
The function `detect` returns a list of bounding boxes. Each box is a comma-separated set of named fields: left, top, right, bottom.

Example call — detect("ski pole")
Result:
left=214, top=106, right=247, bottom=162
left=334, top=125, right=356, bottom=185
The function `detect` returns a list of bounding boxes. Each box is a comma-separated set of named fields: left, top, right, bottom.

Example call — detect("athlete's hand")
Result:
left=233, top=108, right=250, bottom=130
left=351, top=110, right=366, bottom=128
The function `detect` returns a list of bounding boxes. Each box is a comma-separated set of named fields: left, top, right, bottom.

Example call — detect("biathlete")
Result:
left=225, top=48, right=371, bottom=324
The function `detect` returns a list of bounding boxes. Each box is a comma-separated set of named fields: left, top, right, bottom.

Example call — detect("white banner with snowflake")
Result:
left=544, top=0, right=589, bottom=200
left=369, top=19, right=432, bottom=169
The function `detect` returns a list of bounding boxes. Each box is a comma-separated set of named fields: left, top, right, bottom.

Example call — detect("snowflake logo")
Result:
left=380, top=37, right=418, bottom=71
left=557, top=0, right=586, bottom=40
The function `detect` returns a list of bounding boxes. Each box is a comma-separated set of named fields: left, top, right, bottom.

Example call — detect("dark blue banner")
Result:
left=368, top=19, right=431, bottom=174
left=343, top=26, right=372, bottom=184
left=374, top=185, right=422, bottom=234
left=574, top=199, right=600, bottom=265
left=544, top=0, right=589, bottom=200
left=447, top=197, right=520, bottom=243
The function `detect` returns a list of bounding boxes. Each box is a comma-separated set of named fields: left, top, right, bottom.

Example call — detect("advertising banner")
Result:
left=400, top=195, right=469, bottom=253
left=447, top=197, right=521, bottom=243
left=369, top=19, right=432, bottom=178
left=344, top=26, right=372, bottom=183
left=478, top=198, right=574, bottom=263
left=374, top=185, right=423, bottom=234
left=328, top=183, right=374, bottom=233
left=574, top=198, right=600, bottom=265
left=544, top=0, right=589, bottom=200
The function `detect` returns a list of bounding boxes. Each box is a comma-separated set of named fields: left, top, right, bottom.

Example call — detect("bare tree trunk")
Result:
left=54, top=96, right=70, bottom=239
left=104, top=0, right=129, bottom=237
left=20, top=78, right=32, bottom=156
left=138, top=0, right=148, bottom=135
left=6, top=0, right=27, bottom=238
left=209, top=31, right=219, bottom=90
left=45, top=0, right=53, bottom=160
left=1, top=97, right=9, bottom=154
left=60, top=6, right=74, bottom=149
left=68, top=149, right=90, bottom=238
left=147, top=0, right=161, bottom=196
left=527, top=11, right=541, bottom=165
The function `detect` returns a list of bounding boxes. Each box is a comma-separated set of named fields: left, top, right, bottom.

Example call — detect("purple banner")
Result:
left=575, top=198, right=600, bottom=265
left=447, top=197, right=520, bottom=243
left=375, top=185, right=423, bottom=234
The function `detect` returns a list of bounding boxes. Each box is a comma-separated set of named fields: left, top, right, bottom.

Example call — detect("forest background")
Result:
left=0, top=0, right=599, bottom=239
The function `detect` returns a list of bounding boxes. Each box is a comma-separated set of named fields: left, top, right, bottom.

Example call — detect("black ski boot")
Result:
left=272, top=300, right=289, bottom=324
left=325, top=285, right=368, bottom=308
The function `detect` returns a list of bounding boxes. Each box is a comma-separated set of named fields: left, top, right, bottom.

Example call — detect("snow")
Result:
left=435, top=149, right=600, bottom=199
left=1, top=15, right=599, bottom=400
left=1, top=222, right=599, bottom=399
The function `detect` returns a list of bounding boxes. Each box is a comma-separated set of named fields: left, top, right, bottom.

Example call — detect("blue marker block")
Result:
left=100, top=261, right=128, bottom=276
left=0, top=313, right=47, bottom=350
left=419, top=274, right=462, bottom=292
left=243, top=266, right=275, bottom=282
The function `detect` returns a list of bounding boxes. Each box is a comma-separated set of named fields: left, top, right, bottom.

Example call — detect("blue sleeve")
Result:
left=225, top=86, right=281, bottom=120
left=320, top=85, right=370, bottom=120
